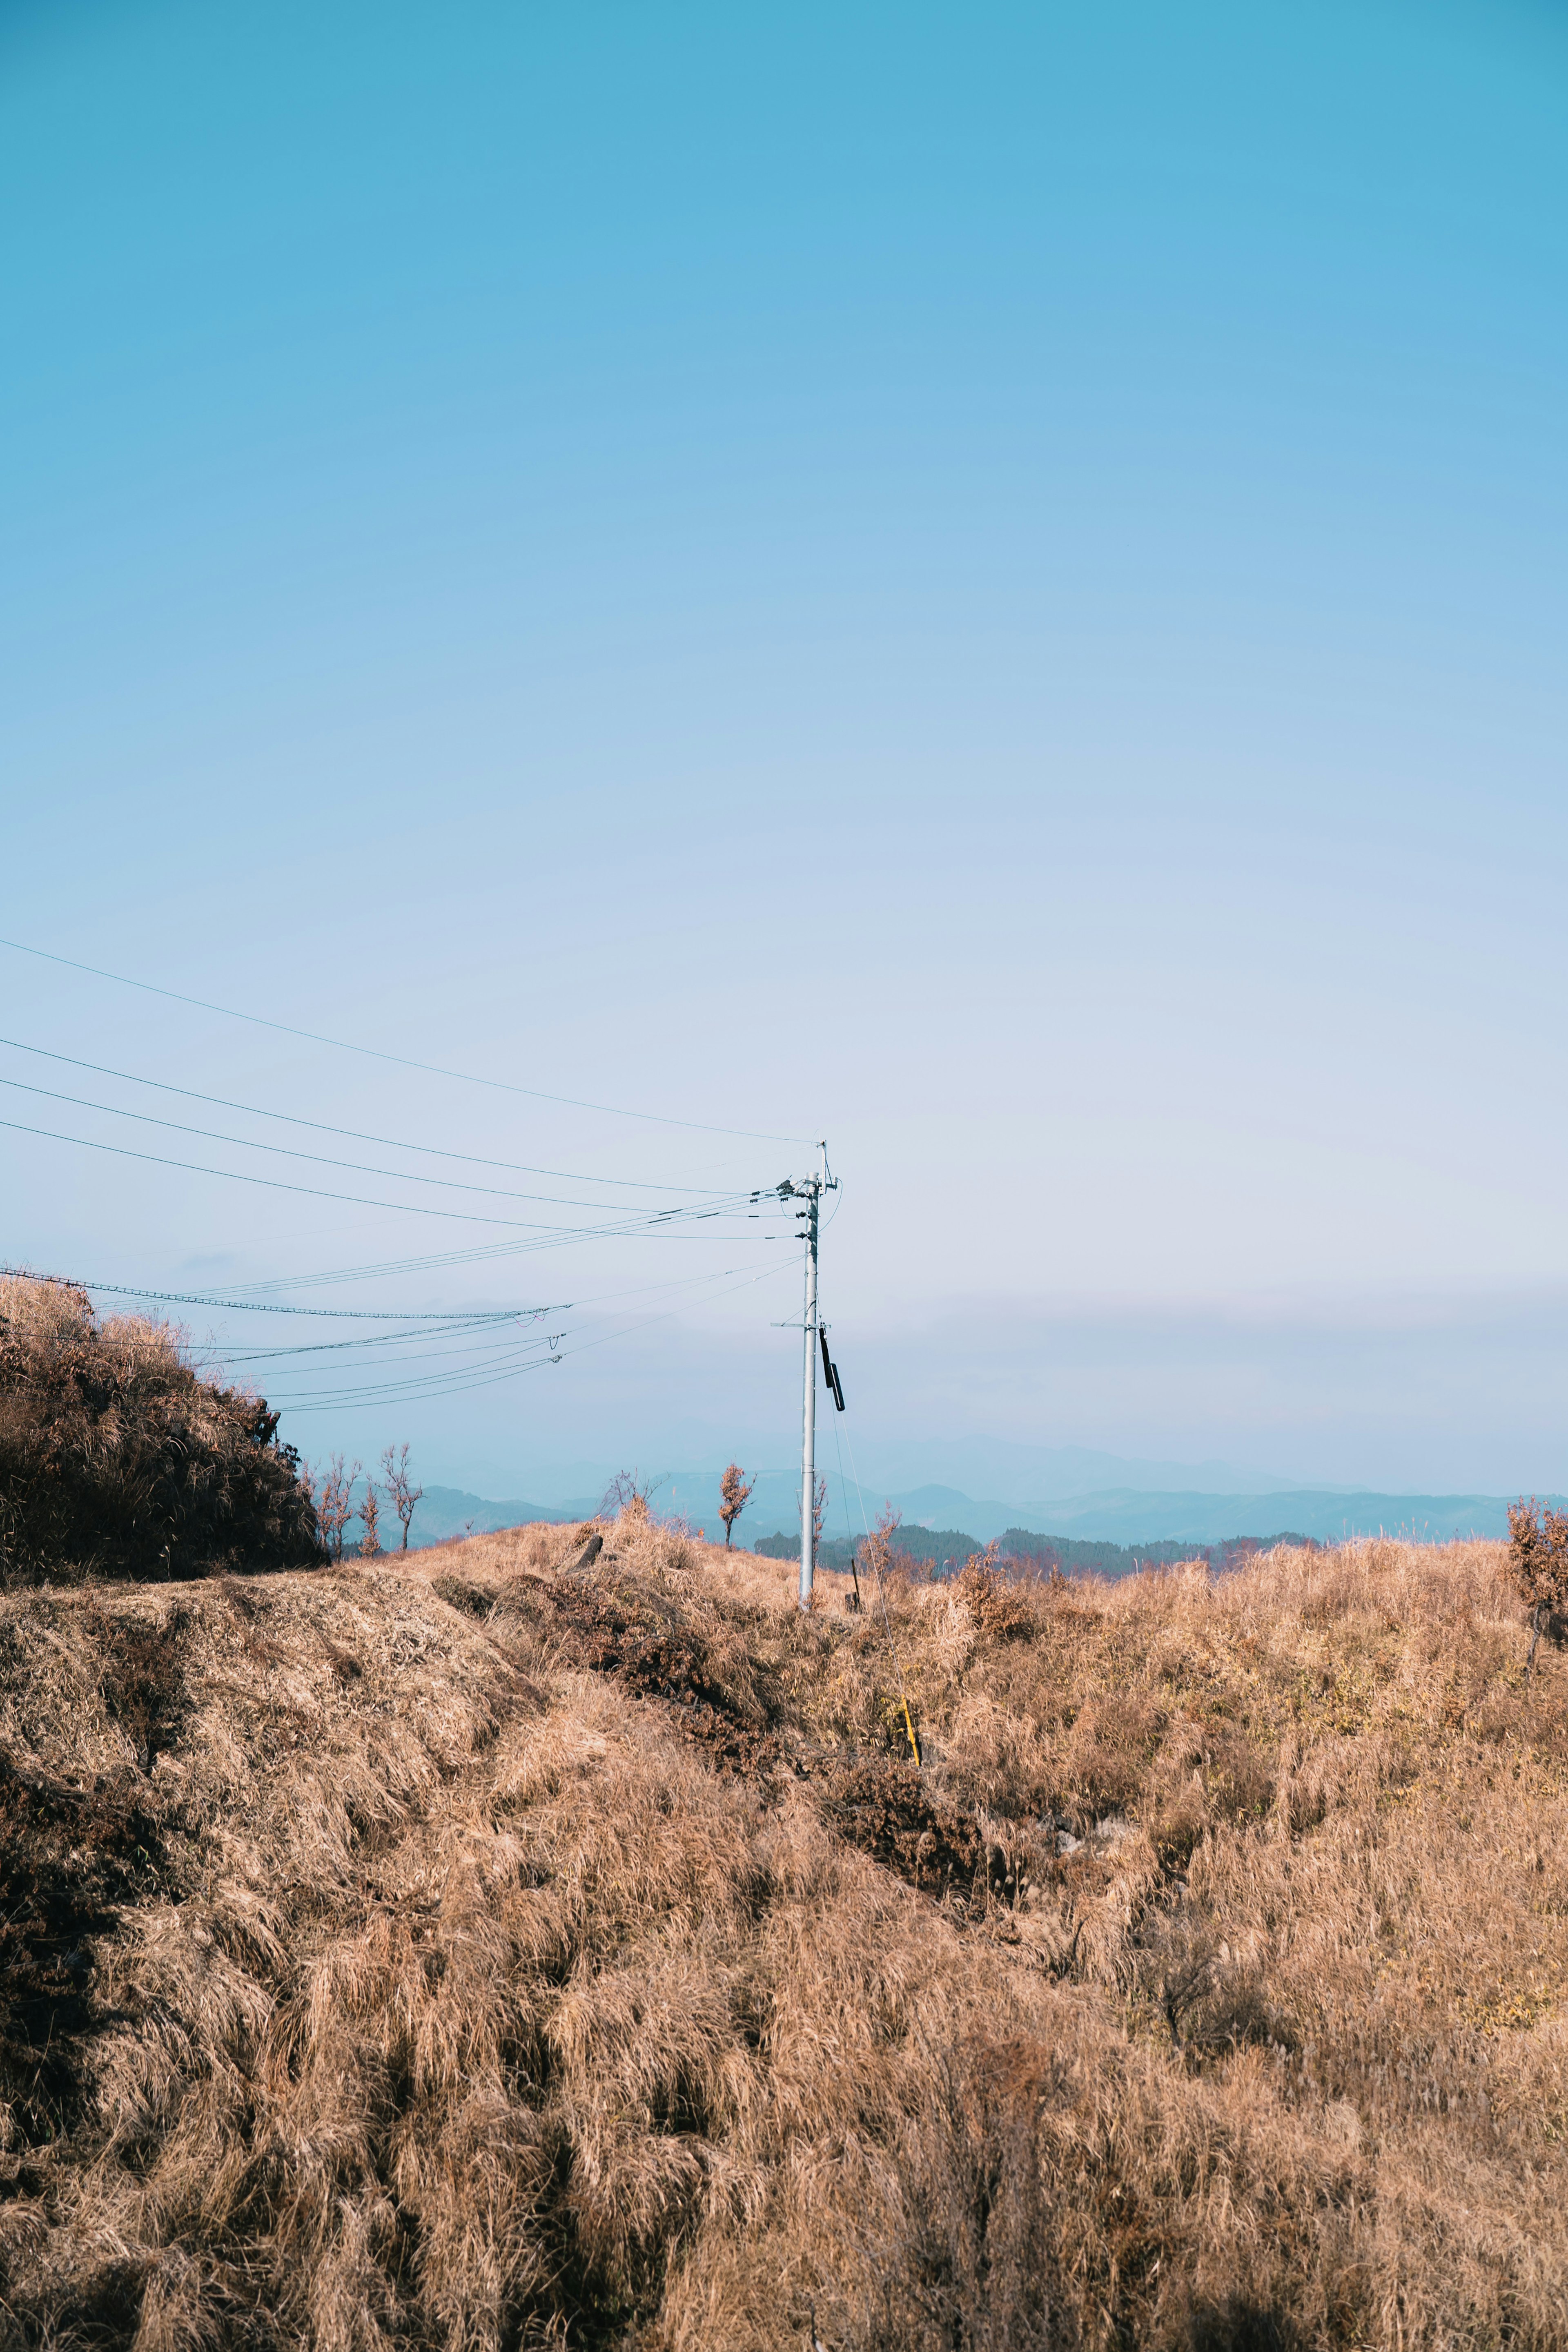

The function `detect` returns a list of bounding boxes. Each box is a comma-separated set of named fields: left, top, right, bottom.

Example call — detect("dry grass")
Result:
left=0, top=1274, right=321, bottom=1585
left=1, top=1516, right=1566, bottom=2348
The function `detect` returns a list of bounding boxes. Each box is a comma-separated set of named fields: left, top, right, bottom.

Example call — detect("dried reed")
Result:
left=0, top=1516, right=1563, bottom=2348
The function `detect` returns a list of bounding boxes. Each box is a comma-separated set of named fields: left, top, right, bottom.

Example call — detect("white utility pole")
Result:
left=800, top=1160, right=820, bottom=1612
left=777, top=1142, right=835, bottom=1612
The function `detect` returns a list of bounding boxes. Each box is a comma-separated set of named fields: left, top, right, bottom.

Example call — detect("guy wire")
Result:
left=836, top=1417, right=922, bottom=1769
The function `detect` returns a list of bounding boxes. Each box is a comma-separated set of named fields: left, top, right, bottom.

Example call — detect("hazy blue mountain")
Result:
left=394, top=1477, right=1543, bottom=1557
left=1003, top=1488, right=1541, bottom=1546
left=401, top=1486, right=593, bottom=1547
left=670, top=1479, right=1541, bottom=1551
left=842, top=1439, right=1303, bottom=1504
left=457, top=1444, right=1307, bottom=1517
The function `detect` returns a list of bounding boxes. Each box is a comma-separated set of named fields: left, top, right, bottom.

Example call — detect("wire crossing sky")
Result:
left=2, top=0, right=1566, bottom=1498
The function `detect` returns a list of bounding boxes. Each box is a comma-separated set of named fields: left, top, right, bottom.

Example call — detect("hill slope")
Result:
left=1, top=1519, right=1564, bottom=2347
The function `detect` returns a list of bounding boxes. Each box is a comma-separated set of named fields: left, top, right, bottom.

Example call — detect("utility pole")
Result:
left=800, top=1155, right=820, bottom=1613
left=773, top=1143, right=836, bottom=1612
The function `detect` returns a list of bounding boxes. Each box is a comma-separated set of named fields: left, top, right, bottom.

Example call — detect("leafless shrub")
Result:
left=601, top=1468, right=666, bottom=1520
left=953, top=1549, right=1034, bottom=1641
left=859, top=1502, right=902, bottom=1589
left=314, top=1454, right=359, bottom=1561
left=1507, top=1496, right=1568, bottom=1679
left=381, top=1441, right=423, bottom=1552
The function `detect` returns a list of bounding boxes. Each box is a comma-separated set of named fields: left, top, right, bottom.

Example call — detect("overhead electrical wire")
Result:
left=1, top=947, right=815, bottom=1419
left=0, top=1073, right=746, bottom=1213
left=0, top=1113, right=757, bottom=1237
left=0, top=936, right=812, bottom=1144
left=60, top=1255, right=791, bottom=1416
left=258, top=1334, right=570, bottom=1403
left=272, top=1256, right=800, bottom=1412
left=74, top=1284, right=532, bottom=1322
left=838, top=1415, right=923, bottom=1767
left=76, top=1254, right=786, bottom=1325
left=211, top=1214, right=788, bottom=1293
left=189, top=1320, right=547, bottom=1365
left=204, top=1251, right=785, bottom=1378
left=0, top=1035, right=732, bottom=1193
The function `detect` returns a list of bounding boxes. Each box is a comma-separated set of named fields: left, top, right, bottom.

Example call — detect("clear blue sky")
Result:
left=2, top=0, right=1566, bottom=1503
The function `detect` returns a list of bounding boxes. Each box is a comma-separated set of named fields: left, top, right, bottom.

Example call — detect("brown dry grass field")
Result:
left=2, top=1510, right=1567, bottom=2349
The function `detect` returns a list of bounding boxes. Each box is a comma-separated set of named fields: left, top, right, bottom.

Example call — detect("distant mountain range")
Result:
left=403, top=1487, right=592, bottom=1545
left=817, top=1440, right=1305, bottom=1504
left=400, top=1477, right=1541, bottom=1553
left=875, top=1483, right=1532, bottom=1546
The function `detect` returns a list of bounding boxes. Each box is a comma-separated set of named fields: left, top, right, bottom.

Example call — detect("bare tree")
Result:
left=1508, top=1499, right=1568, bottom=1680
left=315, top=1454, right=360, bottom=1561
left=358, top=1480, right=382, bottom=1558
left=381, top=1442, right=423, bottom=1553
left=811, top=1471, right=828, bottom=1549
left=600, top=1469, right=666, bottom=1521
left=718, top=1462, right=754, bottom=1548
left=860, top=1503, right=904, bottom=1590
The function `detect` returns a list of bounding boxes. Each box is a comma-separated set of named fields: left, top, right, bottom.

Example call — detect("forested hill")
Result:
left=751, top=1527, right=1316, bottom=1578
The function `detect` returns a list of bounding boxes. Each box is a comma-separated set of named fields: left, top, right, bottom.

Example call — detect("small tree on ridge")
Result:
left=315, top=1454, right=359, bottom=1561
left=381, top=1442, right=423, bottom=1552
left=718, top=1462, right=754, bottom=1547
left=1508, top=1498, right=1568, bottom=1681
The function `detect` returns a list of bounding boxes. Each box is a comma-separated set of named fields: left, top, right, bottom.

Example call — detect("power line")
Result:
left=175, top=1251, right=780, bottom=1364
left=0, top=1034, right=731, bottom=1194
left=0, top=936, right=811, bottom=1144
left=0, top=1072, right=745, bottom=1213
left=68, top=1256, right=787, bottom=1411
left=189, top=1318, right=547, bottom=1364
left=76, top=1253, right=780, bottom=1323
left=73, top=1282, right=536, bottom=1321
left=274, top=1256, right=799, bottom=1412
left=0, top=1112, right=757, bottom=1237
left=219, top=1217, right=785, bottom=1291
left=256, top=1329, right=572, bottom=1395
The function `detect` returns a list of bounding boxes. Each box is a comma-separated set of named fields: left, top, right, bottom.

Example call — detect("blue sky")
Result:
left=2, top=0, right=1566, bottom=1503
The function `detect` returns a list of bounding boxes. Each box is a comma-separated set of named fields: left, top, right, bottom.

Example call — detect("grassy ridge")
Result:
left=1, top=1513, right=1565, bottom=2345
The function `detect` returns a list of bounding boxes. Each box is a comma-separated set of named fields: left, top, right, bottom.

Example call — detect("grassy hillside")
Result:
left=1, top=1514, right=1565, bottom=2347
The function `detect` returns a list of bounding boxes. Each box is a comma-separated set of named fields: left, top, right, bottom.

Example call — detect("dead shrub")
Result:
left=0, top=1273, right=322, bottom=1583
left=1507, top=1497, right=1568, bottom=1679
left=953, top=1552, right=1036, bottom=1643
